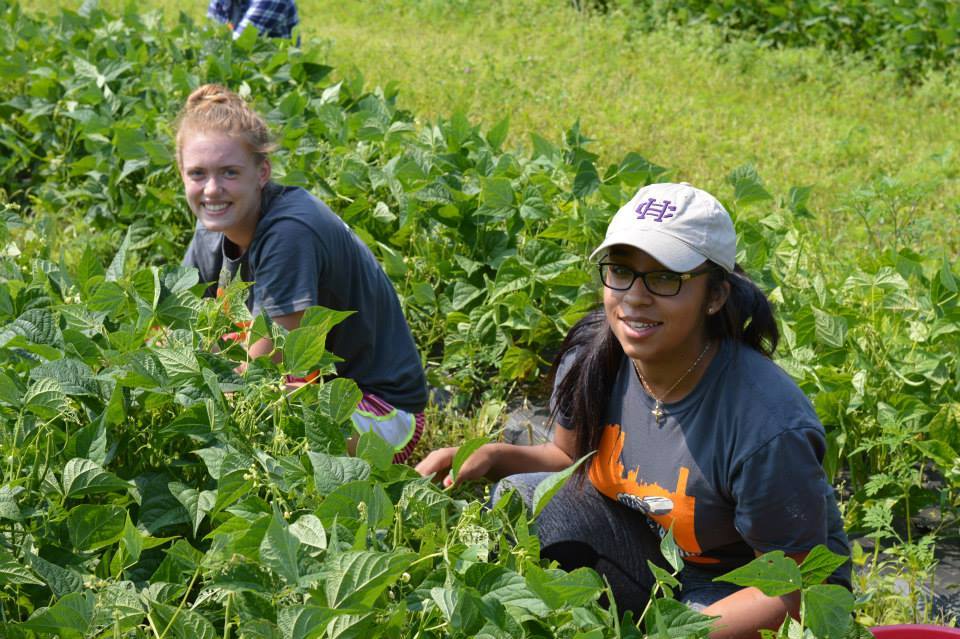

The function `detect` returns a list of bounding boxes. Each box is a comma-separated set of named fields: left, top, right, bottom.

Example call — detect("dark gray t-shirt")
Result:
left=183, top=183, right=427, bottom=413
left=555, top=339, right=849, bottom=581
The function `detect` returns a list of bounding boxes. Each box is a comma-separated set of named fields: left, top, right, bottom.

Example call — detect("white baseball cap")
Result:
left=589, top=182, right=736, bottom=273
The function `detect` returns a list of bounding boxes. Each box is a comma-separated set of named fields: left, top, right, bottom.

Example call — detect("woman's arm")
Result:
left=415, top=425, right=577, bottom=486
left=702, top=550, right=808, bottom=639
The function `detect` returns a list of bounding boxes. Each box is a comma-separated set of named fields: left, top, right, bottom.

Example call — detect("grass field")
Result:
left=24, top=0, right=960, bottom=251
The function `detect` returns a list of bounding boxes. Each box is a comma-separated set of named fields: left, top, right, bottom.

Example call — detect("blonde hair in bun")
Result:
left=174, top=83, right=277, bottom=166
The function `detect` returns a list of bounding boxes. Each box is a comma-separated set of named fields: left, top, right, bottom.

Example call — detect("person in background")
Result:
left=416, top=182, right=850, bottom=638
left=207, top=0, right=299, bottom=40
left=176, top=83, right=428, bottom=463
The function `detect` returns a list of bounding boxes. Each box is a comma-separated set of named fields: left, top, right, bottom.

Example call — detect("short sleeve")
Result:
left=251, top=219, right=322, bottom=317
left=182, top=227, right=221, bottom=299
left=549, top=348, right=580, bottom=429
left=732, top=427, right=831, bottom=554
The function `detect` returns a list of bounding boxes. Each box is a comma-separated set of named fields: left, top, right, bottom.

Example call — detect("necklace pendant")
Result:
left=651, top=401, right=664, bottom=424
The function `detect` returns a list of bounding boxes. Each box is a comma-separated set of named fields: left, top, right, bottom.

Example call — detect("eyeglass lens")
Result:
left=599, top=264, right=682, bottom=296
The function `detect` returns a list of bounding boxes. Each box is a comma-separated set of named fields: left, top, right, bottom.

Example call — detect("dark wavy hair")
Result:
left=549, top=263, right=779, bottom=460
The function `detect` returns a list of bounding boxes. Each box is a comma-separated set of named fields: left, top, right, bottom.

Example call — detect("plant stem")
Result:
left=158, top=565, right=201, bottom=639
left=223, top=592, right=232, bottom=639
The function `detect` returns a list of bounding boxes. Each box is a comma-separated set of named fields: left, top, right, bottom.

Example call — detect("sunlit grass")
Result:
left=25, top=0, right=960, bottom=249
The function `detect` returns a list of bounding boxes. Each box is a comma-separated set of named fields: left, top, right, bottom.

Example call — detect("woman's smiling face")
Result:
left=602, top=245, right=720, bottom=371
left=179, top=130, right=270, bottom=251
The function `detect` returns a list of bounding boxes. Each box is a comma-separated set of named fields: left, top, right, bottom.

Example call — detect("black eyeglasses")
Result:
left=597, top=262, right=718, bottom=297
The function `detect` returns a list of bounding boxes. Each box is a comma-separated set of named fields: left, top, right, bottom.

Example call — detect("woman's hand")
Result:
left=416, top=435, right=577, bottom=488
left=415, top=445, right=496, bottom=487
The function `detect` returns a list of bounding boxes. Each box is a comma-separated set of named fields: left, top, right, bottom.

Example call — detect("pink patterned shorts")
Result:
left=350, top=392, right=425, bottom=464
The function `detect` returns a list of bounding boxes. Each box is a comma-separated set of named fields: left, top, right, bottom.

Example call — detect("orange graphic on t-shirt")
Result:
left=589, top=423, right=718, bottom=564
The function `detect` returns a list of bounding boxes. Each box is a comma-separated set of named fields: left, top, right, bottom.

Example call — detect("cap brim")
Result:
left=589, top=230, right=707, bottom=272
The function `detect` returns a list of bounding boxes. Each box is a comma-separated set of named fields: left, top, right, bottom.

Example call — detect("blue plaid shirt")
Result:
left=208, top=0, right=299, bottom=39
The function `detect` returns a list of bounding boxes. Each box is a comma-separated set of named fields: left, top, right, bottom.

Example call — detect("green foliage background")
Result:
left=0, top=0, right=958, bottom=635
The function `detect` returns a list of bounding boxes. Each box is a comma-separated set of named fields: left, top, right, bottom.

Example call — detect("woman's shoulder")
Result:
left=255, top=184, right=352, bottom=240
left=719, top=341, right=821, bottom=428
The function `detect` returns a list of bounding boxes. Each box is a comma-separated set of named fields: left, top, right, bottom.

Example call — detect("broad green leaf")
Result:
left=284, top=325, right=330, bottom=375
left=799, top=544, right=849, bottom=587
left=532, top=452, right=594, bottom=517
left=499, top=345, right=539, bottom=381
left=87, top=280, right=128, bottom=314
left=193, top=446, right=229, bottom=480
left=164, top=265, right=200, bottom=293
left=323, top=550, right=414, bottom=608
left=300, top=306, right=355, bottom=332
left=450, top=281, right=485, bottom=311
left=325, top=612, right=380, bottom=639
left=430, top=586, right=484, bottom=634
left=648, top=561, right=681, bottom=593
left=67, top=504, right=126, bottom=551
left=317, top=481, right=394, bottom=530
left=154, top=344, right=201, bottom=379
left=93, top=581, right=145, bottom=633
left=0, top=371, right=22, bottom=407
left=67, top=421, right=109, bottom=466
left=355, top=431, right=394, bottom=471
left=812, top=307, right=847, bottom=348
left=307, top=451, right=370, bottom=496
left=259, top=510, right=301, bottom=585
left=803, top=584, right=855, bottom=639
left=149, top=601, right=216, bottom=639
left=23, top=377, right=67, bottom=418
left=169, top=482, right=216, bottom=536
left=787, top=185, right=813, bottom=217
left=27, top=554, right=84, bottom=597
left=0, top=308, right=62, bottom=348
left=643, top=597, right=715, bottom=638
left=727, top=164, right=772, bottom=205
left=116, top=517, right=145, bottom=570
left=151, top=539, right=204, bottom=584
left=715, top=551, right=802, bottom=596
left=530, top=132, right=559, bottom=160
left=0, top=486, right=21, bottom=522
left=911, top=438, right=958, bottom=469
left=317, top=377, right=363, bottom=425
left=0, top=547, right=43, bottom=586
left=481, top=177, right=515, bottom=210
left=525, top=564, right=603, bottom=609
left=29, top=358, right=99, bottom=397
left=21, top=591, right=95, bottom=638
left=617, top=152, right=667, bottom=186
left=62, top=458, right=130, bottom=498
left=659, top=524, right=684, bottom=573
left=105, top=224, right=133, bottom=282
left=473, top=567, right=551, bottom=617
left=490, top=257, right=532, bottom=302
left=573, top=160, right=600, bottom=199
left=277, top=605, right=344, bottom=639
left=289, top=514, right=327, bottom=550
left=486, top=116, right=510, bottom=150
left=939, top=256, right=957, bottom=292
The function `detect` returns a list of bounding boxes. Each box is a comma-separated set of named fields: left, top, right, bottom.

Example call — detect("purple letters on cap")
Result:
left=635, top=198, right=677, bottom=223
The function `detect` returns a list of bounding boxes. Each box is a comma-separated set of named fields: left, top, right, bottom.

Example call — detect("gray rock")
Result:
left=503, top=399, right=553, bottom=446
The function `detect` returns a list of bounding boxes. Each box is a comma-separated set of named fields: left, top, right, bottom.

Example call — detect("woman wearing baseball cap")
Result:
left=417, top=183, right=850, bottom=637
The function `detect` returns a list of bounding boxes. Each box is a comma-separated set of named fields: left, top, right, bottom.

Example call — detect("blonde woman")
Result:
left=177, top=84, right=427, bottom=463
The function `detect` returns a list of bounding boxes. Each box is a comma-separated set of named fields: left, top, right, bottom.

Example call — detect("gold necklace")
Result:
left=632, top=341, right=712, bottom=425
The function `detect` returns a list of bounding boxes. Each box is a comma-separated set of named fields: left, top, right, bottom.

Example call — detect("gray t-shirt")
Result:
left=183, top=183, right=428, bottom=413
left=555, top=339, right=849, bottom=580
